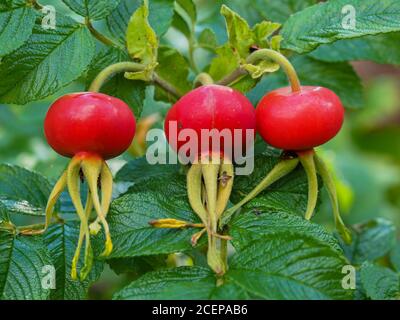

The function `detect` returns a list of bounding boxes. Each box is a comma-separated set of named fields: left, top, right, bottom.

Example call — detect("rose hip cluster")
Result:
left=23, top=49, right=350, bottom=280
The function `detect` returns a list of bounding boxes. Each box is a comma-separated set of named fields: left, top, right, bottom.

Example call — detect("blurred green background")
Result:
left=0, top=0, right=399, bottom=299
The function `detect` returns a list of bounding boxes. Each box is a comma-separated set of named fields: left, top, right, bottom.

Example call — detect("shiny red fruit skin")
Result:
left=256, top=86, right=344, bottom=151
left=164, top=84, right=256, bottom=159
left=44, top=92, right=136, bottom=160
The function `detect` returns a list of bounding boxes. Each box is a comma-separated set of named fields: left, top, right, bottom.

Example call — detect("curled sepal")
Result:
left=314, top=156, right=352, bottom=244
left=149, top=218, right=204, bottom=229
left=220, top=157, right=299, bottom=227
left=298, top=150, right=318, bottom=220
left=81, top=156, right=112, bottom=257
left=187, top=163, right=209, bottom=225
left=89, top=162, right=113, bottom=236
left=191, top=228, right=206, bottom=247
left=68, top=155, right=92, bottom=280
left=19, top=170, right=67, bottom=235
left=216, top=159, right=234, bottom=218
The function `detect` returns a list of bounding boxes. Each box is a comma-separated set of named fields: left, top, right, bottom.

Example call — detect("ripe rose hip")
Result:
left=44, top=92, right=136, bottom=159
left=164, top=84, right=256, bottom=160
left=256, top=86, right=344, bottom=151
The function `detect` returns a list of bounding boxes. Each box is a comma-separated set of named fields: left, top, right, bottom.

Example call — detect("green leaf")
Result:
left=247, top=55, right=364, bottom=109
left=230, top=209, right=341, bottom=252
left=340, top=218, right=396, bottom=265
left=61, top=0, right=120, bottom=20
left=360, top=262, right=400, bottom=300
left=176, top=0, right=197, bottom=25
left=0, top=15, right=95, bottom=105
left=228, top=234, right=352, bottom=299
left=281, top=0, right=400, bottom=53
left=106, top=173, right=203, bottom=259
left=390, top=242, right=400, bottom=272
left=115, top=157, right=180, bottom=183
left=107, top=0, right=174, bottom=43
left=0, top=3, right=36, bottom=56
left=198, top=28, right=218, bottom=51
left=0, top=164, right=51, bottom=216
left=44, top=221, right=104, bottom=300
left=221, top=5, right=253, bottom=59
left=221, top=0, right=316, bottom=26
left=230, top=153, right=312, bottom=217
left=115, top=230, right=351, bottom=300
left=114, top=266, right=215, bottom=300
left=309, top=32, right=400, bottom=65
left=171, top=11, right=191, bottom=39
left=0, top=232, right=52, bottom=300
left=125, top=3, right=158, bottom=81
left=86, top=45, right=146, bottom=118
left=154, top=46, right=191, bottom=102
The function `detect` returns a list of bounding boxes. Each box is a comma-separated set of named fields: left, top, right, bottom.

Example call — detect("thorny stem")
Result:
left=217, top=48, right=301, bottom=92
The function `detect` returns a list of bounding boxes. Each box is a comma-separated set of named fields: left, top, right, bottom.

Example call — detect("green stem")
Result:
left=217, top=49, right=301, bottom=92
left=298, top=150, right=318, bottom=220
left=314, top=156, right=352, bottom=244
left=194, top=73, right=214, bottom=87
left=152, top=73, right=182, bottom=99
left=85, top=18, right=122, bottom=49
left=89, top=62, right=146, bottom=92
left=220, top=158, right=299, bottom=227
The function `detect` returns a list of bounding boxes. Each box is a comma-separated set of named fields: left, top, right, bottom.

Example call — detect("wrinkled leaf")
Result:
left=61, top=0, right=120, bottom=20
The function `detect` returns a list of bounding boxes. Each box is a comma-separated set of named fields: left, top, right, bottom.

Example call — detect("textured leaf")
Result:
left=229, top=234, right=352, bottom=300
left=220, top=0, right=315, bottom=26
left=309, top=32, right=400, bottom=65
left=86, top=45, right=146, bottom=118
left=125, top=3, right=158, bottom=81
left=176, top=0, right=197, bottom=24
left=61, top=0, right=120, bottom=20
left=115, top=157, right=180, bottom=183
left=0, top=164, right=51, bottom=216
left=114, top=266, right=215, bottom=300
left=198, top=28, right=218, bottom=51
left=0, top=3, right=36, bottom=56
left=0, top=15, right=95, bottom=105
left=247, top=55, right=364, bottom=109
left=115, top=231, right=351, bottom=300
left=360, top=263, right=400, bottom=300
left=340, top=218, right=396, bottom=265
left=154, top=46, right=191, bottom=102
left=230, top=210, right=341, bottom=252
left=0, top=232, right=52, bottom=300
left=107, top=0, right=174, bottom=43
left=230, top=153, right=312, bottom=217
left=44, top=221, right=104, bottom=300
left=281, top=0, right=400, bottom=53
left=106, top=173, right=203, bottom=259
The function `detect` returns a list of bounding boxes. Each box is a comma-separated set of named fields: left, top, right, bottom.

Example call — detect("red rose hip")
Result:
left=256, top=86, right=344, bottom=151
left=44, top=92, right=136, bottom=159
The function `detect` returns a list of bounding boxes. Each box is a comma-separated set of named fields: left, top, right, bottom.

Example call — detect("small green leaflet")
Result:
left=125, top=3, right=158, bottom=81
left=281, top=0, right=400, bottom=53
